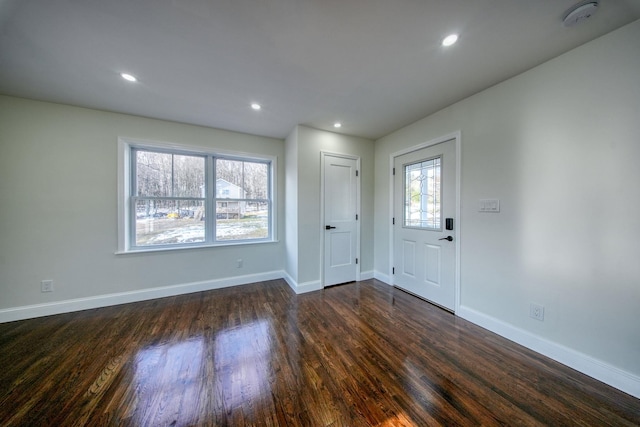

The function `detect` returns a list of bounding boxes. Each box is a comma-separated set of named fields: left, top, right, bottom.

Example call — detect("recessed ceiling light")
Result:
left=442, top=34, right=459, bottom=47
left=120, top=73, right=137, bottom=82
left=251, top=103, right=262, bottom=110
left=334, top=122, right=342, bottom=128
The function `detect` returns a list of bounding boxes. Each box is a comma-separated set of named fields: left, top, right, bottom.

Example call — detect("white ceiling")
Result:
left=1, top=0, right=639, bottom=140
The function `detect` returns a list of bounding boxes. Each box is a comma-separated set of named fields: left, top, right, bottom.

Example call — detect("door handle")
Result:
left=439, top=236, right=453, bottom=241
left=325, top=225, right=336, bottom=230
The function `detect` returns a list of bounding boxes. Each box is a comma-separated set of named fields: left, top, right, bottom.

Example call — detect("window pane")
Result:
left=173, top=154, right=205, bottom=198
left=216, top=201, right=269, bottom=241
left=135, top=199, right=205, bottom=246
left=216, top=159, right=268, bottom=200
left=404, top=157, right=441, bottom=229
left=216, top=159, right=243, bottom=198
left=136, top=151, right=172, bottom=197
left=244, top=162, right=268, bottom=199
left=136, top=151, right=205, bottom=198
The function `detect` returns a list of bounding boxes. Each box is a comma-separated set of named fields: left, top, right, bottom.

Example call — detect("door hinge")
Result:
left=356, top=170, right=359, bottom=177
left=392, top=217, right=395, bottom=225
left=356, top=214, right=358, bottom=220
left=392, top=267, right=395, bottom=274
left=355, top=258, right=359, bottom=265
left=392, top=167, right=395, bottom=175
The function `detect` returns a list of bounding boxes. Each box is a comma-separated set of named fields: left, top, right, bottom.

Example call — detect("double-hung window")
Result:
left=118, top=138, right=276, bottom=252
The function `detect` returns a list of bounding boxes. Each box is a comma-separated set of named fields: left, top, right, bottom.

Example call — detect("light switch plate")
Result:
left=479, top=199, right=500, bottom=212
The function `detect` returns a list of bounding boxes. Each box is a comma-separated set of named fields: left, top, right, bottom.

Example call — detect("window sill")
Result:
left=115, top=239, right=279, bottom=255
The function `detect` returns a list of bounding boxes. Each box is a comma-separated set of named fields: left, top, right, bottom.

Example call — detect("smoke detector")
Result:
left=563, top=1, right=599, bottom=27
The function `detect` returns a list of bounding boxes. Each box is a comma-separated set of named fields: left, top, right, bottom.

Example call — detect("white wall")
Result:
left=374, top=20, right=640, bottom=392
left=284, top=127, right=299, bottom=283
left=286, top=126, right=375, bottom=288
left=0, top=96, right=285, bottom=314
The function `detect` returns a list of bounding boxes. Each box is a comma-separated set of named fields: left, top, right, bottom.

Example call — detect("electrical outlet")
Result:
left=530, top=303, right=544, bottom=321
left=41, top=280, right=54, bottom=293
left=236, top=259, right=243, bottom=268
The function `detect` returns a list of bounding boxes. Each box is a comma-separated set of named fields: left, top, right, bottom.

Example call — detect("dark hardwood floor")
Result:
left=0, top=279, right=638, bottom=426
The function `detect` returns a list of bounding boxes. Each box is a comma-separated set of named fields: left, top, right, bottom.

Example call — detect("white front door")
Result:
left=393, top=139, right=456, bottom=310
left=323, top=154, right=358, bottom=286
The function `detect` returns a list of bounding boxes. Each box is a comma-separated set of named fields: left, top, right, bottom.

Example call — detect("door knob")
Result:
left=438, top=236, right=453, bottom=241
left=325, top=225, right=336, bottom=230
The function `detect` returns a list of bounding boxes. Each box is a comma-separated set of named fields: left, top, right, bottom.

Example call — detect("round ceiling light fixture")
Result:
left=333, top=122, right=342, bottom=128
left=442, top=34, right=459, bottom=47
left=251, top=103, right=262, bottom=110
left=562, top=1, right=599, bottom=27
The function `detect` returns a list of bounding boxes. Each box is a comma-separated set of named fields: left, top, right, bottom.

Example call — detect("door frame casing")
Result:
left=320, top=151, right=361, bottom=287
left=389, top=131, right=461, bottom=312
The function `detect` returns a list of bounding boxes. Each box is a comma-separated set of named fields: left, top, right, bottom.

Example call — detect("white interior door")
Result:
left=393, top=139, right=456, bottom=310
left=323, top=154, right=358, bottom=286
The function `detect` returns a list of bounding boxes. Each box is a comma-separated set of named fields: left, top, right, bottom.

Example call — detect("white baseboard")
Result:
left=283, top=271, right=376, bottom=294
left=281, top=270, right=377, bottom=294
left=0, top=271, right=284, bottom=323
left=282, top=271, right=322, bottom=294
left=295, top=280, right=322, bottom=293
left=373, top=270, right=392, bottom=285
left=359, top=270, right=374, bottom=281
left=457, top=305, right=640, bottom=399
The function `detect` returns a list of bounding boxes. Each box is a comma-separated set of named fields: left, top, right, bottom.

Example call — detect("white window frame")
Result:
left=117, top=137, right=277, bottom=253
